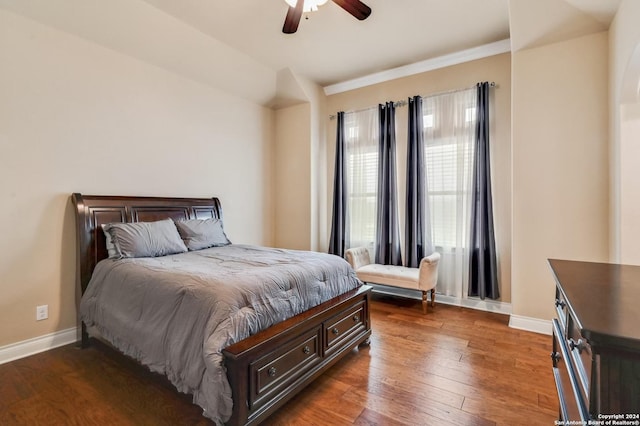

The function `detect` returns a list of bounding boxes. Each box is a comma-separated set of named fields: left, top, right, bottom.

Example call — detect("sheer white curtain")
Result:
left=345, top=108, right=379, bottom=260
left=422, top=88, right=476, bottom=298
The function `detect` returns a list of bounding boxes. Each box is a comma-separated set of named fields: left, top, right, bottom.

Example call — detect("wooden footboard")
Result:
left=223, top=285, right=372, bottom=426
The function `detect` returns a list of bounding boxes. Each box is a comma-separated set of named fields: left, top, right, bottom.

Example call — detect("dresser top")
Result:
left=549, top=259, right=640, bottom=349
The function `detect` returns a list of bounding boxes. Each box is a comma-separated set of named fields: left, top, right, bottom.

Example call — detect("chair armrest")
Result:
left=345, top=247, right=371, bottom=270
left=418, top=252, right=441, bottom=291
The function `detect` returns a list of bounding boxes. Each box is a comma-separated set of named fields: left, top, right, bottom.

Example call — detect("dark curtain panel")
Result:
left=468, top=82, right=499, bottom=299
left=375, top=103, right=403, bottom=266
left=405, top=96, right=432, bottom=267
left=329, top=111, right=348, bottom=257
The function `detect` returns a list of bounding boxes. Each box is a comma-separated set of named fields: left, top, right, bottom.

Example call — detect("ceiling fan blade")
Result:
left=283, top=0, right=304, bottom=34
left=332, top=0, right=371, bottom=20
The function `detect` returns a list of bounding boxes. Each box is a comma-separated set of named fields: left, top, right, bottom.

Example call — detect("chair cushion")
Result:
left=356, top=264, right=420, bottom=290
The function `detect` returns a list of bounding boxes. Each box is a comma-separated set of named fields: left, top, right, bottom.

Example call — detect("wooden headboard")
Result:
left=71, top=193, right=223, bottom=295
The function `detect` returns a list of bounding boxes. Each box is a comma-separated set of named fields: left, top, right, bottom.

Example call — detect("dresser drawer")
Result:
left=552, top=319, right=590, bottom=422
left=325, top=301, right=366, bottom=354
left=566, top=315, right=594, bottom=407
left=249, top=327, right=322, bottom=410
left=554, top=289, right=568, bottom=330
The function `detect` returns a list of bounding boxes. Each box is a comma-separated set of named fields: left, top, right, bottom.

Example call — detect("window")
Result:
left=344, top=109, right=379, bottom=253
left=425, top=137, right=473, bottom=248
left=420, top=88, right=477, bottom=298
left=423, top=114, right=434, bottom=128
left=422, top=89, right=476, bottom=251
left=465, top=107, right=476, bottom=123
left=347, top=149, right=377, bottom=244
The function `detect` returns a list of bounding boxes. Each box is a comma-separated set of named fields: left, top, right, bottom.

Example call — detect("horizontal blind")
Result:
left=345, top=109, right=379, bottom=251
left=422, top=90, right=475, bottom=251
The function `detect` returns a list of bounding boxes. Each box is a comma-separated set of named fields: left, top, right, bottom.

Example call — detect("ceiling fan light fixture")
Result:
left=282, top=0, right=371, bottom=34
left=284, top=0, right=329, bottom=12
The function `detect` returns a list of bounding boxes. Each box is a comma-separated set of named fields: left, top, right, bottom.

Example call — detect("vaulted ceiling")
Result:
left=142, top=0, right=512, bottom=87
left=0, top=0, right=622, bottom=105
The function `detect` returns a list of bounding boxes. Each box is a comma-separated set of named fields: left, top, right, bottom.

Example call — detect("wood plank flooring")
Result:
left=0, top=294, right=558, bottom=425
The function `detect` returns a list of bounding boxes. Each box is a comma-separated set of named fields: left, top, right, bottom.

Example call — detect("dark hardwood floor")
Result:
left=0, top=294, right=558, bottom=425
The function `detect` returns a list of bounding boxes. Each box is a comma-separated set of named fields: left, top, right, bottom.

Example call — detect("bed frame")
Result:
left=72, top=193, right=372, bottom=425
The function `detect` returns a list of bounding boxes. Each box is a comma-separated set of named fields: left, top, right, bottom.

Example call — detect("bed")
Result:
left=72, top=193, right=372, bottom=425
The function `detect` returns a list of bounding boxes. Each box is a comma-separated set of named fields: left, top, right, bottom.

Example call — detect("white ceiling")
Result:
left=141, top=0, right=620, bottom=88
left=0, top=0, right=622, bottom=104
left=142, top=0, right=512, bottom=87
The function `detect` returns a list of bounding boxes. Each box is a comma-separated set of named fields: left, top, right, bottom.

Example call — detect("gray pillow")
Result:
left=104, top=219, right=188, bottom=259
left=174, top=218, right=231, bottom=251
left=101, top=224, right=118, bottom=258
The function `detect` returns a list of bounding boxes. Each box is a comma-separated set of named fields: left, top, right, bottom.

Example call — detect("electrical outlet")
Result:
left=36, top=305, right=48, bottom=321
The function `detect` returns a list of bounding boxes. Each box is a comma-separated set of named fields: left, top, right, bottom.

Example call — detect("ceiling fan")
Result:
left=283, top=0, right=372, bottom=34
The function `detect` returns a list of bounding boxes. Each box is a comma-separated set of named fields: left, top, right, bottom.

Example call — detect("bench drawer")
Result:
left=249, top=327, right=322, bottom=410
left=324, top=301, right=366, bottom=354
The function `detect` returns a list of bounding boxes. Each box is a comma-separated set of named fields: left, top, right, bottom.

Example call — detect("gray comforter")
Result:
left=80, top=244, right=361, bottom=424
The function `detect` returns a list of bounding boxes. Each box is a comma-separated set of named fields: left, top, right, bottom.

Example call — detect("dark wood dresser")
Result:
left=549, top=259, right=640, bottom=422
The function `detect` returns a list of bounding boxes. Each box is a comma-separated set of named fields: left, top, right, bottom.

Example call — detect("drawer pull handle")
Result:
left=555, top=299, right=566, bottom=309
left=352, top=314, right=360, bottom=322
left=569, top=338, right=585, bottom=353
left=303, top=345, right=311, bottom=354
left=332, top=327, right=340, bottom=335
left=268, top=367, right=277, bottom=377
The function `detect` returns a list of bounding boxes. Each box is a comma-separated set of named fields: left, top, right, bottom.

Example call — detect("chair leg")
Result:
left=430, top=289, right=436, bottom=307
left=422, top=291, right=428, bottom=314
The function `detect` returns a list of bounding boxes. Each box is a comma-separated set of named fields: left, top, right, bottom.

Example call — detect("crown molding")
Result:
left=323, top=38, right=511, bottom=96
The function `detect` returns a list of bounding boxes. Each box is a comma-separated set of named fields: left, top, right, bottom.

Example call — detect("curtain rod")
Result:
left=419, top=81, right=497, bottom=100
left=329, top=81, right=497, bottom=120
left=329, top=100, right=407, bottom=120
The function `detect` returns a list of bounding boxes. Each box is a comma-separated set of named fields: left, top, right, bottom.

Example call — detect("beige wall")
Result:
left=609, top=0, right=640, bottom=265
left=325, top=53, right=512, bottom=302
left=511, top=31, right=609, bottom=321
left=0, top=10, right=274, bottom=346
left=619, top=102, right=640, bottom=264
left=305, top=83, right=328, bottom=253
left=272, top=72, right=327, bottom=252
left=274, top=103, right=312, bottom=250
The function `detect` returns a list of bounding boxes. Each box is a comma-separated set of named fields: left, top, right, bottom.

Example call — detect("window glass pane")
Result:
left=344, top=109, right=379, bottom=252
left=422, top=90, right=476, bottom=250
left=429, top=194, right=458, bottom=247
left=425, top=141, right=457, bottom=192
left=465, top=107, right=476, bottom=122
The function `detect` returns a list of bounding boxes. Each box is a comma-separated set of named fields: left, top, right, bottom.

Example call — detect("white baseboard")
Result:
left=368, top=283, right=513, bottom=315
left=0, top=327, right=78, bottom=365
left=369, top=284, right=551, bottom=335
left=508, top=314, right=552, bottom=335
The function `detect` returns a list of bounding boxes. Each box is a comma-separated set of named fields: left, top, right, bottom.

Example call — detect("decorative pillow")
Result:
left=174, top=218, right=231, bottom=251
left=104, top=219, right=188, bottom=259
left=101, top=224, right=118, bottom=259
